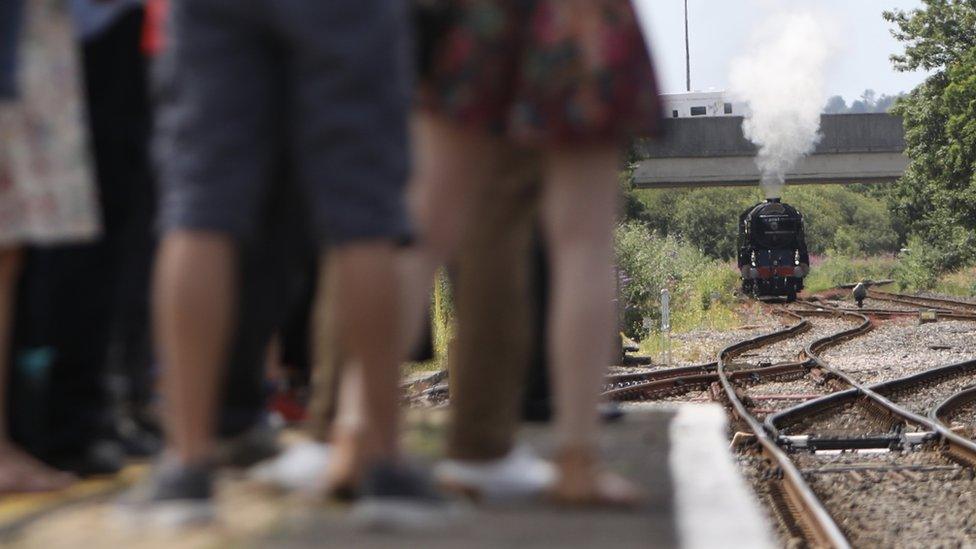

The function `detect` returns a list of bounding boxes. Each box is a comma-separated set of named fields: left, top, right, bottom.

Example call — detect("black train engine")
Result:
left=737, top=198, right=810, bottom=301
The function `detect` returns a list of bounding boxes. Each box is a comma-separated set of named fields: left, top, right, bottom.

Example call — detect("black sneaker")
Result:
left=116, top=458, right=215, bottom=529
left=350, top=463, right=465, bottom=532
left=215, top=418, right=281, bottom=468
left=47, top=439, right=126, bottom=477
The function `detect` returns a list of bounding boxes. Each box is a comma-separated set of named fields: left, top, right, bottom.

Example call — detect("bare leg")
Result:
left=154, top=232, right=236, bottom=465
left=327, top=114, right=496, bottom=488
left=397, top=113, right=498, bottom=358
left=540, top=147, right=641, bottom=505
left=0, top=248, right=74, bottom=493
left=327, top=242, right=400, bottom=488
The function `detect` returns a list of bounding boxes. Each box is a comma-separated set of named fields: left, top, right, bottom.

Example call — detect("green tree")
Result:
left=824, top=95, right=848, bottom=114
left=884, top=0, right=976, bottom=271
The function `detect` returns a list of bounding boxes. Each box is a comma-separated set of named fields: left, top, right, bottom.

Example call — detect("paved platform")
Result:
left=0, top=405, right=774, bottom=548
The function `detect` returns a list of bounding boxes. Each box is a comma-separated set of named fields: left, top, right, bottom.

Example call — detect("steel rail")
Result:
left=772, top=306, right=976, bottom=470
left=930, top=384, right=976, bottom=428
left=794, top=298, right=976, bottom=321
left=715, top=317, right=852, bottom=549
left=603, top=362, right=717, bottom=392
left=866, top=289, right=976, bottom=313
left=603, top=360, right=813, bottom=401
left=605, top=318, right=812, bottom=401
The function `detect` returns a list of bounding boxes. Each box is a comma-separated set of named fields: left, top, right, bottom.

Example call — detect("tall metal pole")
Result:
left=684, top=0, right=691, bottom=91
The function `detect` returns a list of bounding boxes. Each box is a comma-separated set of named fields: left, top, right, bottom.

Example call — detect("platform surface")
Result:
left=1, top=406, right=773, bottom=549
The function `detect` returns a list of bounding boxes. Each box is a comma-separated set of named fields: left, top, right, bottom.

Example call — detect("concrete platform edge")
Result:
left=668, top=404, right=775, bottom=549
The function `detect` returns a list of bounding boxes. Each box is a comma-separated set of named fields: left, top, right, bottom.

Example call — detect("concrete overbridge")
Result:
left=634, top=113, right=907, bottom=189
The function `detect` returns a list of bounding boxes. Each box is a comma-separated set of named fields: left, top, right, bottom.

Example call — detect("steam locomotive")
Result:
left=737, top=198, right=810, bottom=301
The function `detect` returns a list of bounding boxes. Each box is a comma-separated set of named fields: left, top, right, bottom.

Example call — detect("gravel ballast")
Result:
left=795, top=450, right=976, bottom=548
left=820, top=319, right=976, bottom=385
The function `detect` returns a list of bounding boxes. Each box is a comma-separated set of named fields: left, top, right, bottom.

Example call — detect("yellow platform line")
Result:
left=0, top=464, right=147, bottom=536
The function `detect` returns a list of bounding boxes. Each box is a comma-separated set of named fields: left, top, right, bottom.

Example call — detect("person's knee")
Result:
left=158, top=230, right=236, bottom=259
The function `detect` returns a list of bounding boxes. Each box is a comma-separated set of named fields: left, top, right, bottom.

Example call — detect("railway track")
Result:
left=604, top=310, right=840, bottom=403
left=715, top=308, right=864, bottom=548
left=757, top=303, right=976, bottom=547
left=798, top=295, right=976, bottom=322
left=606, top=291, right=976, bottom=547
left=864, top=290, right=976, bottom=319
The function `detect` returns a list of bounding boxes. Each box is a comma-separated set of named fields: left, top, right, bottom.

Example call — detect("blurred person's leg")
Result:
left=81, top=7, right=159, bottom=447
left=37, top=6, right=160, bottom=469
left=249, top=256, right=335, bottom=493
left=398, top=114, right=501, bottom=358
left=432, top=149, right=558, bottom=502
left=0, top=0, right=103, bottom=491
left=216, top=175, right=314, bottom=468
left=541, top=148, right=639, bottom=505
left=419, top=0, right=658, bottom=507
left=121, top=0, right=280, bottom=524
left=0, top=248, right=74, bottom=492
left=305, top=258, right=341, bottom=442
left=326, top=244, right=399, bottom=490
left=281, top=1, right=414, bottom=504
left=154, top=233, right=237, bottom=466
left=0, top=5, right=76, bottom=485
left=446, top=149, right=537, bottom=461
left=409, top=115, right=630, bottom=504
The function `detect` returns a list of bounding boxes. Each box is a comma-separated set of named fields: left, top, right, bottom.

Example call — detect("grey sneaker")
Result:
left=350, top=463, right=466, bottom=532
left=116, top=458, right=215, bottom=529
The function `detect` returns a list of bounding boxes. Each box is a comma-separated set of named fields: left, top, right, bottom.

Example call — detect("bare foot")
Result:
left=549, top=445, right=644, bottom=508
left=323, top=429, right=368, bottom=500
left=0, top=444, right=75, bottom=494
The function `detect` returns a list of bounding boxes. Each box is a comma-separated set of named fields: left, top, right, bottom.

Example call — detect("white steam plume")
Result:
left=729, top=7, right=835, bottom=199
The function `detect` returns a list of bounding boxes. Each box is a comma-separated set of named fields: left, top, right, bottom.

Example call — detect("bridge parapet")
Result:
left=637, top=113, right=905, bottom=158
left=634, top=113, right=907, bottom=188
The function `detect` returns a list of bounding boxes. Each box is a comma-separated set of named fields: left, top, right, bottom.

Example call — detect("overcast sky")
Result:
left=635, top=0, right=931, bottom=102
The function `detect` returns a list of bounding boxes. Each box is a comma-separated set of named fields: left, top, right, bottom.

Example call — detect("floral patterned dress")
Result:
left=421, top=0, right=664, bottom=145
left=0, top=0, right=99, bottom=246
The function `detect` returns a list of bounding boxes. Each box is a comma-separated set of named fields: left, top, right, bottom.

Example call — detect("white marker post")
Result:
left=661, top=288, right=672, bottom=367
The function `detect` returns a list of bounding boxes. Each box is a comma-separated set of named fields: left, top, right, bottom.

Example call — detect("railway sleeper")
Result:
left=940, top=440, right=976, bottom=469
left=765, top=480, right=811, bottom=547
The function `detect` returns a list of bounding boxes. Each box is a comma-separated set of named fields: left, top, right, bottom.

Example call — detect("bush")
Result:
left=615, top=222, right=739, bottom=339
left=894, top=235, right=946, bottom=291
left=635, top=188, right=758, bottom=261
left=781, top=186, right=899, bottom=257
left=804, top=255, right=900, bottom=292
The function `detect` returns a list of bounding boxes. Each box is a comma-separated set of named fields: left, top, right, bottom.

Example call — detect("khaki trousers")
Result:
left=447, top=149, right=540, bottom=460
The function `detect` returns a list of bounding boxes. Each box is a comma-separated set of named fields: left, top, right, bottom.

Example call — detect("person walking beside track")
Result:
left=400, top=0, right=664, bottom=505
left=120, top=0, right=416, bottom=526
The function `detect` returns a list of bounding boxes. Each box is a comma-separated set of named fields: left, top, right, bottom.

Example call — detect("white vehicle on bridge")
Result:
left=660, top=90, right=743, bottom=119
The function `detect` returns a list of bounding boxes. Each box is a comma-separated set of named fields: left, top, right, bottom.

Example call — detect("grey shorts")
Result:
left=154, top=0, right=412, bottom=244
